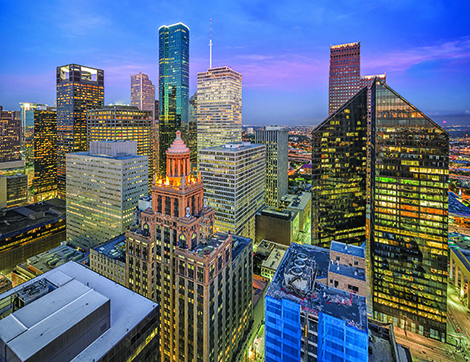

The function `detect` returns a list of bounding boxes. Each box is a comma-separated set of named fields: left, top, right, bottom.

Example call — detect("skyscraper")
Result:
left=158, top=23, right=190, bottom=176
left=66, top=141, right=148, bottom=250
left=126, top=132, right=253, bottom=362
left=0, top=106, right=21, bottom=165
left=329, top=42, right=360, bottom=115
left=19, top=102, right=47, bottom=164
left=199, top=142, right=265, bottom=240
left=255, top=126, right=288, bottom=208
left=369, top=80, right=448, bottom=342
left=313, top=79, right=449, bottom=341
left=56, top=64, right=104, bottom=199
left=131, top=71, right=156, bottom=119
left=188, top=92, right=198, bottom=167
left=32, top=108, right=57, bottom=200
left=311, top=88, right=368, bottom=248
left=197, top=66, right=242, bottom=155
left=87, top=105, right=154, bottom=191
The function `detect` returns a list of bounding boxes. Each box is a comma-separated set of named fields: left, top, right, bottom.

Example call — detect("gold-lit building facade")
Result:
left=87, top=105, right=154, bottom=192
left=196, top=67, right=242, bottom=157
left=126, top=132, right=253, bottom=362
left=32, top=109, right=57, bottom=200
left=311, top=87, right=368, bottom=248
left=370, top=80, right=448, bottom=342
left=56, top=64, right=104, bottom=199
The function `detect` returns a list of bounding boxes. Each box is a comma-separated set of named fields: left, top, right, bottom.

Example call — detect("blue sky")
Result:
left=0, top=0, right=469, bottom=125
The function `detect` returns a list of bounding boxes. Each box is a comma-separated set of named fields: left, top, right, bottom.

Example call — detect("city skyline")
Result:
left=1, top=0, right=469, bottom=126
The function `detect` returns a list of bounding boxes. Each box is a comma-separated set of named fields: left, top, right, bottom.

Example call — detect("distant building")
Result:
left=199, top=142, right=265, bottom=239
left=90, top=234, right=127, bottom=286
left=0, top=262, right=160, bottom=362
left=66, top=141, right=148, bottom=250
left=255, top=207, right=298, bottom=246
left=0, top=198, right=66, bottom=274
left=19, top=102, right=47, bottom=164
left=265, top=243, right=369, bottom=362
left=11, top=243, right=87, bottom=286
left=131, top=71, right=156, bottom=119
left=126, top=131, right=253, bottom=362
left=158, top=23, right=190, bottom=176
left=197, top=66, right=242, bottom=157
left=56, top=64, right=104, bottom=198
left=0, top=174, right=28, bottom=208
left=87, top=105, right=154, bottom=191
left=255, top=126, right=288, bottom=207
left=188, top=92, right=198, bottom=166
left=0, top=106, right=21, bottom=165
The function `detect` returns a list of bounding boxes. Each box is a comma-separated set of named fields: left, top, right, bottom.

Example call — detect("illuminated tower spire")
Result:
left=209, top=19, right=213, bottom=69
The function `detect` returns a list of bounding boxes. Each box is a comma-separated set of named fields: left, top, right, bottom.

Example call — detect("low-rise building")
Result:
left=260, top=243, right=288, bottom=280
left=280, top=191, right=311, bottom=233
left=0, top=198, right=66, bottom=274
left=255, top=207, right=298, bottom=245
left=90, top=234, right=127, bottom=286
left=0, top=261, right=160, bottom=362
left=0, top=174, right=28, bottom=208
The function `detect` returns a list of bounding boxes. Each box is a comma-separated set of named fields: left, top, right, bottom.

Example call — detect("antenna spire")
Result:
left=209, top=19, right=213, bottom=69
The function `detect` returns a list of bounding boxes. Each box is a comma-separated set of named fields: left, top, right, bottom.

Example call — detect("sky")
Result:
left=0, top=0, right=469, bottom=126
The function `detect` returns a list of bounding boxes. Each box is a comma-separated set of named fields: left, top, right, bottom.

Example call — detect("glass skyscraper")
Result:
left=56, top=64, right=104, bottom=199
left=158, top=23, right=190, bottom=176
left=311, top=87, right=368, bottom=248
left=370, top=80, right=448, bottom=342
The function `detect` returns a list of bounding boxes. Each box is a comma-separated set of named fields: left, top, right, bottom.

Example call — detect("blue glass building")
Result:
left=158, top=23, right=190, bottom=176
left=265, top=243, right=369, bottom=362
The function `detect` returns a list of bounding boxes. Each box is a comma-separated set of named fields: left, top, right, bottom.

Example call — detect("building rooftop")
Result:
left=266, top=243, right=368, bottom=332
left=449, top=191, right=470, bottom=217
left=261, top=247, right=287, bottom=271
left=17, top=243, right=88, bottom=274
left=330, top=240, right=365, bottom=258
left=328, top=263, right=366, bottom=281
left=281, top=191, right=311, bottom=211
left=93, top=234, right=126, bottom=263
left=0, top=262, right=157, bottom=362
left=0, top=198, right=65, bottom=239
left=201, top=142, right=263, bottom=152
left=258, top=207, right=297, bottom=221
left=232, top=234, right=252, bottom=260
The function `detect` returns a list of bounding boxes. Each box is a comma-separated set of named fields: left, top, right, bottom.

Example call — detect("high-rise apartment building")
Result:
left=255, top=126, right=288, bottom=207
left=199, top=142, right=265, bottom=240
left=32, top=108, right=57, bottom=200
left=131, top=71, right=156, bottom=119
left=313, top=79, right=449, bottom=341
left=126, top=131, right=253, bottom=362
left=369, top=80, right=448, bottom=342
left=56, top=64, right=104, bottom=199
left=66, top=141, right=148, bottom=250
left=311, top=88, right=368, bottom=248
left=197, top=66, right=242, bottom=156
left=329, top=42, right=361, bottom=115
left=158, top=23, right=190, bottom=176
left=87, top=105, right=154, bottom=191
left=0, top=106, right=21, bottom=165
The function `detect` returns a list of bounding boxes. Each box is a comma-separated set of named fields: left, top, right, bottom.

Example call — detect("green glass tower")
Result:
left=158, top=23, right=190, bottom=176
left=370, top=80, right=448, bottom=342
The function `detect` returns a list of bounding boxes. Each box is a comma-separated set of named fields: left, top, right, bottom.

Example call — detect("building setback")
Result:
left=56, top=64, right=104, bottom=198
left=66, top=141, right=148, bottom=250
left=255, top=126, right=288, bottom=208
left=0, top=261, right=160, bottom=362
left=126, top=131, right=253, bottom=362
left=87, top=105, right=154, bottom=191
left=199, top=142, right=265, bottom=240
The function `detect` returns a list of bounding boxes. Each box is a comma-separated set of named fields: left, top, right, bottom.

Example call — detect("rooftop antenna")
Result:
left=209, top=19, right=213, bottom=69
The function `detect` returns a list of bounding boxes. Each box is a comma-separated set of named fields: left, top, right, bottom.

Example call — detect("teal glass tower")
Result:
left=158, top=23, right=190, bottom=176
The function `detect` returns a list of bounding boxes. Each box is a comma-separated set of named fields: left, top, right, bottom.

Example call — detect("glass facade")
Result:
left=32, top=110, right=57, bottom=198
left=131, top=72, right=156, bottom=119
left=158, top=23, right=190, bottom=176
left=56, top=64, right=104, bottom=199
left=311, top=87, right=368, bottom=248
left=370, top=80, right=448, bottom=341
left=0, top=106, right=21, bottom=163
